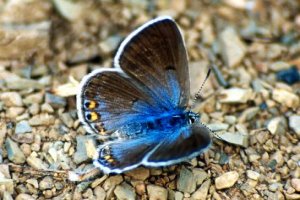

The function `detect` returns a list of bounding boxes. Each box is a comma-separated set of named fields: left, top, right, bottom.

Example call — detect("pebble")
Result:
left=103, top=175, right=123, bottom=191
left=291, top=178, right=300, bottom=192
left=99, top=35, right=123, bottom=55
left=45, top=93, right=66, bottom=109
left=73, top=136, right=96, bottom=164
left=215, top=171, right=239, bottom=190
left=26, top=154, right=47, bottom=170
left=125, top=167, right=150, bottom=181
left=94, top=186, right=106, bottom=200
left=272, top=89, right=299, bottom=108
left=15, top=194, right=35, bottom=200
left=0, top=178, right=14, bottom=194
left=192, top=168, right=208, bottom=186
left=174, top=191, right=183, bottom=200
left=53, top=0, right=85, bottom=21
left=191, top=179, right=211, bottom=200
left=28, top=103, right=40, bottom=115
left=270, top=61, right=291, bottom=71
left=3, top=191, right=13, bottom=200
left=207, top=123, right=229, bottom=132
left=114, top=182, right=136, bottom=200
left=15, top=120, right=32, bottom=134
left=5, top=138, right=25, bottom=164
left=270, top=151, right=284, bottom=167
left=217, top=132, right=249, bottom=147
left=0, top=92, right=23, bottom=107
left=41, top=103, right=54, bottom=113
left=26, top=179, right=38, bottom=188
left=219, top=88, right=253, bottom=104
left=246, top=170, right=260, bottom=181
left=289, top=115, right=300, bottom=136
left=60, top=113, right=74, bottom=128
left=6, top=78, right=44, bottom=90
left=6, top=107, right=25, bottom=118
left=29, top=114, right=55, bottom=126
left=267, top=117, right=287, bottom=135
left=23, top=93, right=43, bottom=105
left=39, top=176, right=53, bottom=190
left=219, top=27, right=246, bottom=68
left=147, top=185, right=168, bottom=200
left=177, top=167, right=196, bottom=193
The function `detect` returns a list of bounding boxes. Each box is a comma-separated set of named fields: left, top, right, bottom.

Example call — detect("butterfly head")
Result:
left=187, top=111, right=200, bottom=124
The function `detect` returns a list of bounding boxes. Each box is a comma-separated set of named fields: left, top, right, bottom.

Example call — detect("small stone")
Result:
left=29, top=114, right=55, bottom=126
left=103, top=175, right=123, bottom=191
left=289, top=115, right=300, bottom=136
left=0, top=178, right=14, bottom=194
left=114, top=182, right=136, bottom=200
left=192, top=168, right=208, bottom=186
left=269, top=183, right=282, bottom=192
left=219, top=27, right=246, bottom=68
left=191, top=179, right=211, bottom=200
left=15, top=194, right=36, bottom=200
left=5, top=138, right=25, bottom=164
left=219, top=88, right=253, bottom=104
left=177, top=167, right=196, bottom=193
left=246, top=170, right=260, bottom=181
left=270, top=151, right=284, bottom=167
left=23, top=93, right=43, bottom=105
left=267, top=117, right=287, bottom=135
left=207, top=123, right=229, bottom=132
left=239, top=107, right=260, bottom=123
left=60, top=113, right=74, bottom=128
left=272, top=89, right=299, bottom=108
left=0, top=92, right=23, bottom=107
left=99, top=35, right=122, bottom=55
left=6, top=78, right=44, bottom=90
left=39, top=176, right=53, bottom=190
left=285, top=193, right=300, bottom=200
left=26, top=179, right=38, bottom=188
left=147, top=185, right=168, bottom=200
left=217, top=132, right=249, bottom=147
left=175, top=191, right=184, bottom=200
left=215, top=171, right=239, bottom=190
left=3, top=191, right=13, bottom=200
left=270, top=61, right=291, bottom=72
left=45, top=93, right=66, bottom=109
left=53, top=0, right=85, bottom=21
left=94, top=186, right=106, bottom=200
left=28, top=103, right=39, bottom=115
left=135, top=182, right=146, bottom=195
left=15, top=120, right=32, bottom=134
left=125, top=167, right=150, bottom=181
left=41, top=103, right=54, bottom=113
left=6, top=107, right=24, bottom=118
left=26, top=154, right=47, bottom=170
left=291, top=178, right=300, bottom=192
left=224, top=115, right=237, bottom=125
left=73, top=136, right=96, bottom=164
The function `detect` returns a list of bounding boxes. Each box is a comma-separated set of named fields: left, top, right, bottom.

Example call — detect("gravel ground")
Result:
left=0, top=0, right=300, bottom=199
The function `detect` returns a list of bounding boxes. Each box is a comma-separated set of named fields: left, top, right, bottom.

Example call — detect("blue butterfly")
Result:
left=77, top=16, right=212, bottom=174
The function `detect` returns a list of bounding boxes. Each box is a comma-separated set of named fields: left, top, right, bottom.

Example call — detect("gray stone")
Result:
left=6, top=78, right=44, bottom=90
left=3, top=191, right=13, bottom=200
left=39, top=176, right=53, bottom=190
left=73, top=136, right=96, bottom=164
left=289, top=115, right=300, bottom=136
left=215, top=171, right=239, bottom=190
left=60, top=113, right=74, bottom=128
left=0, top=178, right=14, bottom=194
left=29, top=114, right=55, bottom=126
left=26, top=155, right=48, bottom=170
left=177, top=167, right=196, bottom=193
left=147, top=184, right=168, bottom=200
left=99, top=35, right=122, bottom=55
left=267, top=117, right=287, bottom=135
left=192, top=168, right=208, bottom=186
left=207, top=123, right=229, bottom=132
left=219, top=27, right=246, bottom=68
left=5, top=138, right=25, bottom=164
left=191, top=179, right=211, bottom=200
left=219, top=88, right=253, bottom=104
left=217, top=132, right=249, bottom=148
left=114, top=182, right=136, bottom=200
left=103, top=175, right=123, bottom=191
left=125, top=167, right=150, bottom=181
left=94, top=186, right=106, bottom=200
left=175, top=191, right=183, bottom=200
left=0, top=92, right=23, bottom=107
left=15, top=120, right=32, bottom=134
left=45, top=93, right=66, bottom=109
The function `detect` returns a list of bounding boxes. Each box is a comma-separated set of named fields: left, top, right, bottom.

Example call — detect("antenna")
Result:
left=192, top=67, right=212, bottom=105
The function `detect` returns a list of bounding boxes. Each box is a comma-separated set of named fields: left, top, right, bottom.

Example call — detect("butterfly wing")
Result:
left=115, top=16, right=190, bottom=108
left=77, top=68, right=165, bottom=135
left=94, top=124, right=211, bottom=173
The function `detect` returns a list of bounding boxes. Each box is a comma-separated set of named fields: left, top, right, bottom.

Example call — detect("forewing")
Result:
left=77, top=68, right=164, bottom=135
left=115, top=16, right=190, bottom=108
left=145, top=124, right=212, bottom=165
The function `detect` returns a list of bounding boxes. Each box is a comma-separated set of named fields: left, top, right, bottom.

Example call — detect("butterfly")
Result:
left=77, top=16, right=212, bottom=174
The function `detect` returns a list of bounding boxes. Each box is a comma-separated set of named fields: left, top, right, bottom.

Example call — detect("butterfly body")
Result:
left=77, top=16, right=212, bottom=174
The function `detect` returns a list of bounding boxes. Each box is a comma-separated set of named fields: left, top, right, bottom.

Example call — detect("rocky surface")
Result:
left=0, top=0, right=299, bottom=199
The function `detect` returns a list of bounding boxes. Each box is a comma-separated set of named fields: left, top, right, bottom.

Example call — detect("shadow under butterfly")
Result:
left=77, top=16, right=212, bottom=174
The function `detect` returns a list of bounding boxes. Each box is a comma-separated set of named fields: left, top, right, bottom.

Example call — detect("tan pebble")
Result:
left=215, top=171, right=239, bottom=190
left=291, top=178, right=300, bottom=192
